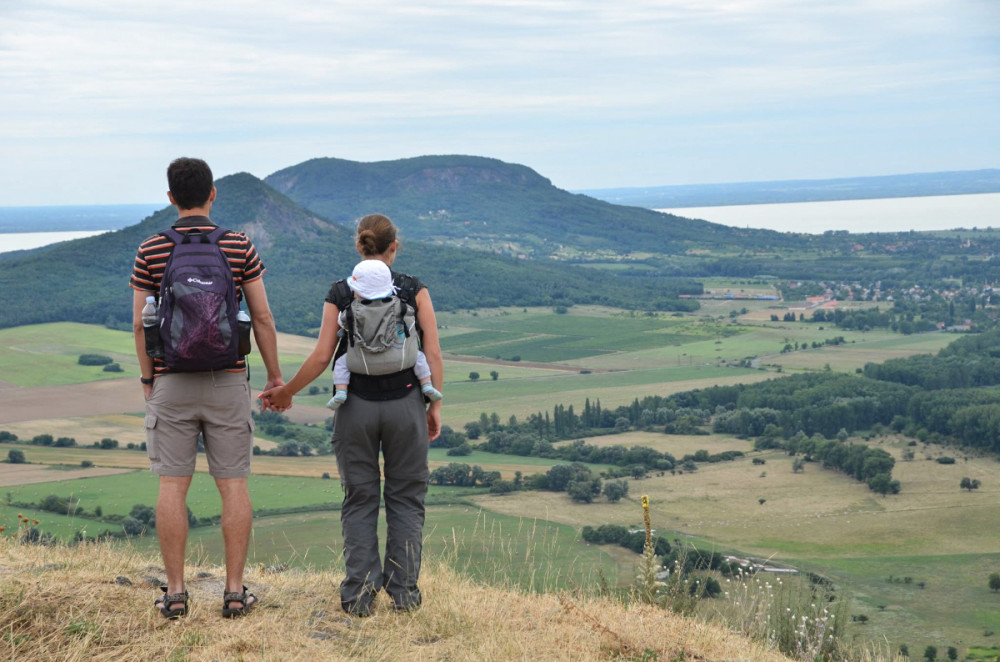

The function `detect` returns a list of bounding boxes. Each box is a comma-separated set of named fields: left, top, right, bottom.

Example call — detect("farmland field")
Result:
left=0, top=312, right=990, bottom=653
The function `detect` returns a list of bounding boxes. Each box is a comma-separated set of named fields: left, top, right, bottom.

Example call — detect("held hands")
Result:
left=259, top=379, right=292, bottom=412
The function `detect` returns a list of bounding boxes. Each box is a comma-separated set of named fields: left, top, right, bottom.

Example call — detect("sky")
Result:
left=1, top=0, right=997, bottom=205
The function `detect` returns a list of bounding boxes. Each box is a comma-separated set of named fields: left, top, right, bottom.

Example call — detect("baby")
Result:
left=327, top=259, right=443, bottom=410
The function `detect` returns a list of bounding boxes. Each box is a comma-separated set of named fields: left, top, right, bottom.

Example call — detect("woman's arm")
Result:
left=415, top=288, right=442, bottom=441
left=260, top=302, right=341, bottom=410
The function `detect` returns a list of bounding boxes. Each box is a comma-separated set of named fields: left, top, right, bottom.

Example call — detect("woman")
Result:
left=260, top=213, right=442, bottom=616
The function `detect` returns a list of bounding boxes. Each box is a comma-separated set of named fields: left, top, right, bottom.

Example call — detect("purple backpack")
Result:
left=158, top=227, right=240, bottom=371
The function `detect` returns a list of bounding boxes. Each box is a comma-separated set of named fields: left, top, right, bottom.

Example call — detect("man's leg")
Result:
left=157, top=475, right=193, bottom=606
left=216, top=477, right=253, bottom=602
left=200, top=370, right=255, bottom=608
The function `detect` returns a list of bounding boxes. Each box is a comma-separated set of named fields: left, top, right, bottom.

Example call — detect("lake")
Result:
left=658, top=192, right=1000, bottom=234
left=0, top=230, right=110, bottom=255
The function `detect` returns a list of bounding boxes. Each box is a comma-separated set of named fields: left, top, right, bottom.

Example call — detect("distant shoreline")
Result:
left=0, top=203, right=161, bottom=233
left=579, top=168, right=1000, bottom=209
left=657, top=192, right=1000, bottom=235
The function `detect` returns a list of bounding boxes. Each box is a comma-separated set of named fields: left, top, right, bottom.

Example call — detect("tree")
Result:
left=792, top=458, right=805, bottom=473
left=469, top=372, right=480, bottom=382
left=924, top=645, right=937, bottom=661
left=602, top=480, right=628, bottom=503
left=7, top=449, right=25, bottom=464
left=960, top=477, right=981, bottom=492
left=567, top=478, right=601, bottom=503
left=989, top=572, right=1000, bottom=592
left=489, top=370, right=499, bottom=381
left=946, top=647, right=958, bottom=661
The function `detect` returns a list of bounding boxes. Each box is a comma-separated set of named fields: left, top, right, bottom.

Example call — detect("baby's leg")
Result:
left=328, top=356, right=351, bottom=410
left=414, top=351, right=442, bottom=401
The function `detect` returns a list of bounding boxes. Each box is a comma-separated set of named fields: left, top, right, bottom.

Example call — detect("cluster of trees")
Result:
left=864, top=329, right=1000, bottom=452
left=779, top=432, right=899, bottom=494
left=581, top=524, right=670, bottom=556
left=252, top=410, right=331, bottom=455
left=0, top=431, right=141, bottom=451
left=428, top=463, right=502, bottom=488
left=77, top=353, right=124, bottom=372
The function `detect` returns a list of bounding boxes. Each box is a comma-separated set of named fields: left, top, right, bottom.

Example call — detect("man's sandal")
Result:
left=222, top=586, right=258, bottom=618
left=154, top=587, right=190, bottom=619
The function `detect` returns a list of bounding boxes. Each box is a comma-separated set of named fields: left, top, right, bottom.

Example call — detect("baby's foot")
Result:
left=326, top=390, right=348, bottom=410
left=421, top=384, right=443, bottom=402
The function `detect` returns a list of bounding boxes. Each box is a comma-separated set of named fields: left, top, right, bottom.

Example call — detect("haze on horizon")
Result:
left=1, top=0, right=997, bottom=206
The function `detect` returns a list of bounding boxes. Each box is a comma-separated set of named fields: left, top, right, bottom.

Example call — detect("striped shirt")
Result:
left=130, top=216, right=265, bottom=374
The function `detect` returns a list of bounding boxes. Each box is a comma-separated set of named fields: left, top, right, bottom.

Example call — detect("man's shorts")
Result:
left=144, top=371, right=254, bottom=478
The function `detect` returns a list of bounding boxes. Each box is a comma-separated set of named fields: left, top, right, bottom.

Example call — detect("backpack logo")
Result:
left=156, top=227, right=241, bottom=372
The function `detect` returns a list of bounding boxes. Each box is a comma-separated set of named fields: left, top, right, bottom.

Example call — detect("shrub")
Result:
left=102, top=363, right=123, bottom=372
left=937, top=456, right=956, bottom=464
left=7, top=449, right=25, bottom=464
left=488, top=480, right=516, bottom=494
left=447, top=443, right=472, bottom=456
left=78, top=354, right=113, bottom=366
left=80, top=460, right=93, bottom=468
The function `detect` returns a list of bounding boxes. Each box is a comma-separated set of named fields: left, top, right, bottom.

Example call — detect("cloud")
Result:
left=0, top=0, right=996, bottom=203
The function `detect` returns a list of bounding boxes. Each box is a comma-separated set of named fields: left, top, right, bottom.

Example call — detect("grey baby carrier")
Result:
left=342, top=294, right=418, bottom=375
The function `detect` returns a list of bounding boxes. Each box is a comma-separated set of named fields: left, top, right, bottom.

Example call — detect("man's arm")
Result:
left=242, top=277, right=283, bottom=389
left=132, top=288, right=156, bottom=399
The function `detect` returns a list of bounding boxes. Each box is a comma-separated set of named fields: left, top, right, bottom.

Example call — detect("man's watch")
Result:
left=140, top=376, right=155, bottom=385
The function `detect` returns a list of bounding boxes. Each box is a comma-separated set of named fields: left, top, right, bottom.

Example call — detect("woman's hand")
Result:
left=426, top=402, right=441, bottom=441
left=259, top=384, right=293, bottom=411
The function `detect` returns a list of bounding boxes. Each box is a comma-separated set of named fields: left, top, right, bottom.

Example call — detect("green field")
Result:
left=0, top=323, right=141, bottom=387
left=5, top=471, right=344, bottom=520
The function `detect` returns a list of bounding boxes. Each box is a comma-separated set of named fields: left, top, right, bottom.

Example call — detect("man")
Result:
left=131, top=157, right=283, bottom=618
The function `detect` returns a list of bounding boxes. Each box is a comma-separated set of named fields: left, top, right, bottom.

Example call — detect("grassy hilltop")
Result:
left=0, top=536, right=799, bottom=662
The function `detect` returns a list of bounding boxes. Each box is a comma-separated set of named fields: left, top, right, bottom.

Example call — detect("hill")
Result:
left=264, top=155, right=762, bottom=258
left=580, top=169, right=1000, bottom=208
left=0, top=537, right=793, bottom=661
left=0, top=173, right=701, bottom=334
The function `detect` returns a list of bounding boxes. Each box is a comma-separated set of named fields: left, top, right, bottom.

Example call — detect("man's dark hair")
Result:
left=167, top=158, right=214, bottom=210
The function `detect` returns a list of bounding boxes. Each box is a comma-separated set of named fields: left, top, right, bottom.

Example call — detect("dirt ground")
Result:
left=0, top=378, right=332, bottom=426
left=0, top=463, right=133, bottom=487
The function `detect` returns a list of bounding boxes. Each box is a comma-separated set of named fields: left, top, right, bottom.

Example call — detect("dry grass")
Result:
left=558, top=431, right=753, bottom=458
left=0, top=537, right=793, bottom=662
left=470, top=436, right=1000, bottom=559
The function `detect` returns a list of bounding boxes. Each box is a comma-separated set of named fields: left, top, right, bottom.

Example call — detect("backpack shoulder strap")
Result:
left=392, top=272, right=422, bottom=344
left=392, top=273, right=419, bottom=312
left=330, top=279, right=354, bottom=310
left=330, top=279, right=357, bottom=349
